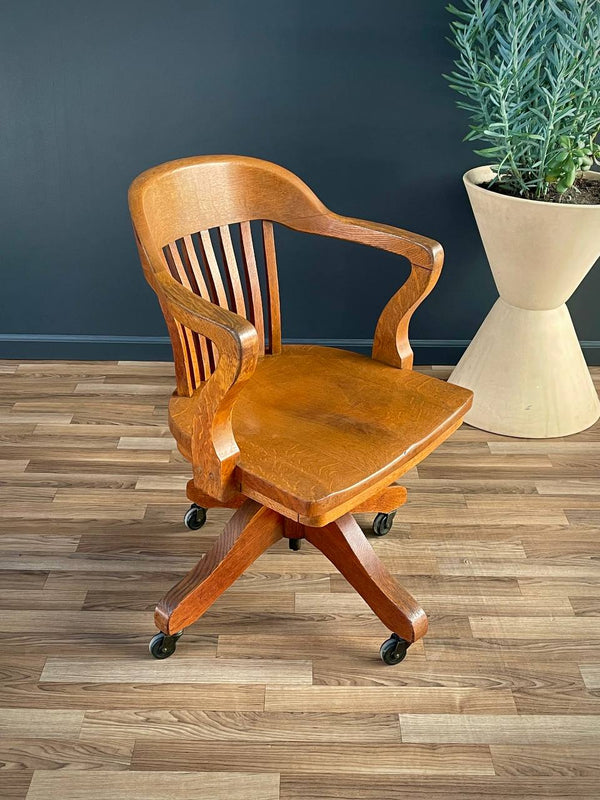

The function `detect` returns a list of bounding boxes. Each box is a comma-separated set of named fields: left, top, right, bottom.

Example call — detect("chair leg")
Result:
left=154, top=500, right=283, bottom=635
left=304, top=513, right=428, bottom=643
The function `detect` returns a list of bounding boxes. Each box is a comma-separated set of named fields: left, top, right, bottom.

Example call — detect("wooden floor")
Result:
left=1, top=360, right=599, bottom=800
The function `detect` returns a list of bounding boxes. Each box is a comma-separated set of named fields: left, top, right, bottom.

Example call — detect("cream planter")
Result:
left=450, top=166, right=600, bottom=438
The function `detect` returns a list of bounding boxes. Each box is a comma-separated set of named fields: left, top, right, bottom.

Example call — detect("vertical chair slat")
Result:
left=181, top=235, right=216, bottom=375
left=165, top=242, right=206, bottom=385
left=262, top=221, right=282, bottom=354
left=239, top=221, right=265, bottom=353
left=181, top=235, right=211, bottom=300
left=159, top=297, right=194, bottom=397
left=199, top=230, right=229, bottom=308
left=218, top=225, right=247, bottom=317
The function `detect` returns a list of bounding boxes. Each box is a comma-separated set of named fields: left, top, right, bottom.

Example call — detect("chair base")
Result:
left=152, top=496, right=427, bottom=663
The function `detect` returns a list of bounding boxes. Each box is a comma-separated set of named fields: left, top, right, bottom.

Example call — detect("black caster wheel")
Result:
left=373, top=511, right=396, bottom=537
left=184, top=504, right=207, bottom=531
left=289, top=538, right=302, bottom=551
left=149, top=630, right=183, bottom=659
left=379, top=633, right=409, bottom=665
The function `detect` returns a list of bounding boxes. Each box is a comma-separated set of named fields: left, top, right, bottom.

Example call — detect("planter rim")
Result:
left=463, top=165, right=600, bottom=209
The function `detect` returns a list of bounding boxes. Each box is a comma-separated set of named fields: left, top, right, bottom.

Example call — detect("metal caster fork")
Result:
left=373, top=510, right=397, bottom=536
left=184, top=504, right=207, bottom=530
left=379, top=633, right=409, bottom=665
left=149, top=630, right=183, bottom=659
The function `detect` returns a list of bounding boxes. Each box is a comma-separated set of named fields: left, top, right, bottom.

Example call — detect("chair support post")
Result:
left=304, top=513, right=428, bottom=643
left=154, top=500, right=283, bottom=635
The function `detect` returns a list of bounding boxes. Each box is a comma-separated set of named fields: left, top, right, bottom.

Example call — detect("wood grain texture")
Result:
left=0, top=360, right=599, bottom=800
left=154, top=500, right=284, bottom=634
left=26, top=771, right=280, bottom=800
left=131, top=741, right=496, bottom=776
left=128, top=156, right=474, bottom=661
left=304, top=514, right=428, bottom=642
left=126, top=156, right=473, bottom=666
left=170, top=345, right=471, bottom=524
left=129, top=155, right=469, bottom=512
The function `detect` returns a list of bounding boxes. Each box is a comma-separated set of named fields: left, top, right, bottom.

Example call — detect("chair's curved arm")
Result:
left=372, top=260, right=442, bottom=370
left=302, top=212, right=443, bottom=370
left=152, top=271, right=259, bottom=500
left=310, top=212, right=443, bottom=270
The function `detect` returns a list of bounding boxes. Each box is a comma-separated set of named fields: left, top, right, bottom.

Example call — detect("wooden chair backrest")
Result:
left=129, top=155, right=330, bottom=394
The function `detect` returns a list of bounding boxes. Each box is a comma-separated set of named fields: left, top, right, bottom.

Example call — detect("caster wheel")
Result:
left=149, top=630, right=183, bottom=659
left=184, top=504, right=207, bottom=531
left=289, top=538, right=302, bottom=551
left=373, top=511, right=396, bottom=537
left=379, top=633, right=409, bottom=665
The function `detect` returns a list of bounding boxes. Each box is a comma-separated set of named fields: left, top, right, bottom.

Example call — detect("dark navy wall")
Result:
left=1, top=0, right=598, bottom=363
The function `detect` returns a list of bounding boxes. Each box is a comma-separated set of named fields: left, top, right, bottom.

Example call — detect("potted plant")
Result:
left=445, top=0, right=600, bottom=437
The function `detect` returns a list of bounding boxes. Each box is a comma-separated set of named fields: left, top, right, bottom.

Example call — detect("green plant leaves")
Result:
left=544, top=134, right=597, bottom=191
left=445, top=0, right=600, bottom=199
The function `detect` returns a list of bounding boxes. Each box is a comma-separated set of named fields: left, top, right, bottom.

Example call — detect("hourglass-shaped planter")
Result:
left=450, top=166, right=600, bottom=438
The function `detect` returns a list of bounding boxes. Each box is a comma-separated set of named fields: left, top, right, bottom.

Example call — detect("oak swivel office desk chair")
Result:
left=129, top=156, right=473, bottom=665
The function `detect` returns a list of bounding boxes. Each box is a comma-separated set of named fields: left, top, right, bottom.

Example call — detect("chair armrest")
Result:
left=372, top=259, right=442, bottom=370
left=152, top=271, right=259, bottom=500
left=316, top=212, right=443, bottom=270
left=310, top=212, right=443, bottom=370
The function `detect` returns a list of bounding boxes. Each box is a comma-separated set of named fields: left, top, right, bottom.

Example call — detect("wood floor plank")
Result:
left=439, top=559, right=600, bottom=579
left=422, top=637, right=600, bottom=664
left=264, top=685, right=517, bottom=714
left=253, top=552, right=441, bottom=575
left=579, top=665, right=600, bottom=689
left=569, top=597, right=600, bottom=616
left=399, top=714, right=600, bottom=744
left=297, top=592, right=574, bottom=617
left=0, top=413, right=73, bottom=424
left=0, top=535, right=80, bottom=553
left=217, top=632, right=425, bottom=663
left=2, top=771, right=32, bottom=800
left=0, top=504, right=147, bottom=521
left=490, top=744, right=600, bottom=776
left=0, top=610, right=163, bottom=634
left=0, top=709, right=83, bottom=738
left=518, top=577, right=600, bottom=597
left=79, top=709, right=400, bottom=742
left=25, top=771, right=280, bottom=800
left=0, top=458, right=30, bottom=472
left=117, top=437, right=175, bottom=450
left=0, top=590, right=86, bottom=610
left=536, top=479, right=600, bottom=495
left=0, top=738, right=133, bottom=771
left=33, top=423, right=169, bottom=437
left=489, top=442, right=600, bottom=455
left=131, top=741, right=495, bottom=775
left=0, top=682, right=264, bottom=711
left=40, top=657, right=312, bottom=684
left=0, top=571, right=48, bottom=591
left=45, top=570, right=331, bottom=593
left=279, top=774, right=599, bottom=799
left=135, top=474, right=189, bottom=490
left=330, top=574, right=523, bottom=596
left=469, top=616, right=600, bottom=639
left=0, top=631, right=216, bottom=658
left=81, top=589, right=296, bottom=612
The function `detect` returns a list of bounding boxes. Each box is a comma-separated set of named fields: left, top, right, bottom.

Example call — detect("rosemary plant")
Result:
left=445, top=0, right=600, bottom=199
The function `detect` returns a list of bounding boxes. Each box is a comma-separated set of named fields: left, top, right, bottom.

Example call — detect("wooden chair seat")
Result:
left=170, top=344, right=472, bottom=525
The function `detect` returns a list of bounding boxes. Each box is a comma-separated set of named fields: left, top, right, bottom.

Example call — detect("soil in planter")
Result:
left=484, top=175, right=600, bottom=205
